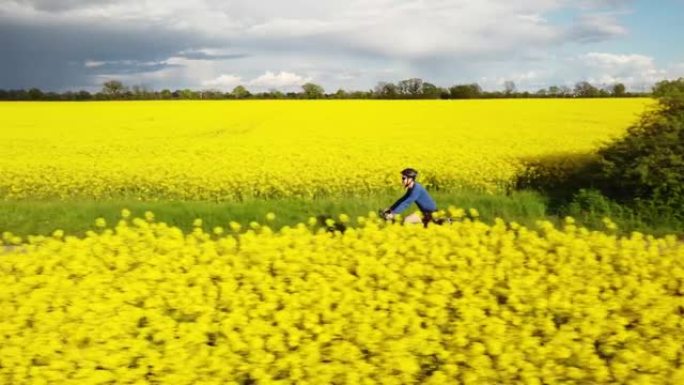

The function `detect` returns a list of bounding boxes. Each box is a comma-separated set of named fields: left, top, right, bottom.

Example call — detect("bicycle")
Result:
left=378, top=209, right=454, bottom=228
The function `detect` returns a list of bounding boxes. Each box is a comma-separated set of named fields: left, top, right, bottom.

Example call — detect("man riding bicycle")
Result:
left=382, top=168, right=438, bottom=226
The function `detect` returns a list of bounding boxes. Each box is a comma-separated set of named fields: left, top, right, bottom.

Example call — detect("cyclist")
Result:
left=382, top=168, right=437, bottom=226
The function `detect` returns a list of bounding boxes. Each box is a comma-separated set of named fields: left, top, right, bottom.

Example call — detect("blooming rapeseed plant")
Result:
left=0, top=99, right=650, bottom=200
left=0, top=210, right=682, bottom=384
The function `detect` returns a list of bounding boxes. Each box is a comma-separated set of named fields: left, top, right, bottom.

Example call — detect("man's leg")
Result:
left=403, top=212, right=422, bottom=224
left=421, top=211, right=434, bottom=228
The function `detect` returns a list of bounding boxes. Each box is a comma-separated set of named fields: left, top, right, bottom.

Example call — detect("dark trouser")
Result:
left=421, top=210, right=435, bottom=228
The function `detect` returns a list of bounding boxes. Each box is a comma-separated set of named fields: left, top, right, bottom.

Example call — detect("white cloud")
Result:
left=473, top=51, right=679, bottom=92
left=580, top=52, right=654, bottom=72
left=577, top=52, right=666, bottom=89
left=84, top=60, right=105, bottom=68
left=202, top=74, right=243, bottom=89
left=248, top=71, right=312, bottom=90
left=201, top=71, right=313, bottom=91
left=4, top=0, right=664, bottom=92
left=1, top=0, right=627, bottom=61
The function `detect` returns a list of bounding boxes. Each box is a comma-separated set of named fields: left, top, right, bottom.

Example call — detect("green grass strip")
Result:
left=0, top=190, right=548, bottom=237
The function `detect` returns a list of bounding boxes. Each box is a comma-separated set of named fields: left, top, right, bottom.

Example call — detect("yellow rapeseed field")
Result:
left=0, top=99, right=650, bottom=200
left=1, top=211, right=683, bottom=384
left=3, top=99, right=679, bottom=385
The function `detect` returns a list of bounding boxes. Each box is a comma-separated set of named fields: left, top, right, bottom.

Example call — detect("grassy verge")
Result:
left=0, top=190, right=548, bottom=238
left=1, top=189, right=680, bottom=239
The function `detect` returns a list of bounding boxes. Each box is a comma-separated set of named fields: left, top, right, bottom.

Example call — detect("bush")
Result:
left=517, top=78, right=684, bottom=232
left=596, top=78, right=684, bottom=219
left=515, top=153, right=601, bottom=203
left=565, top=189, right=626, bottom=218
left=563, top=189, right=634, bottom=228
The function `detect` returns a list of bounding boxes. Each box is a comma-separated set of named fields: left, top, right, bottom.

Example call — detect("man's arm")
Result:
left=389, top=187, right=420, bottom=214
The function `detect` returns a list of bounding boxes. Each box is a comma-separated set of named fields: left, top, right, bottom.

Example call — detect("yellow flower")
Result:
left=602, top=217, right=618, bottom=230
left=229, top=221, right=242, bottom=232
left=0, top=99, right=651, bottom=200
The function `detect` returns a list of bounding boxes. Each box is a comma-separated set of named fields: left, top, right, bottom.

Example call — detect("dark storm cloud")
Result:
left=84, top=61, right=182, bottom=75
left=1, top=0, right=668, bottom=92
left=0, top=17, right=227, bottom=90
left=12, top=0, right=119, bottom=12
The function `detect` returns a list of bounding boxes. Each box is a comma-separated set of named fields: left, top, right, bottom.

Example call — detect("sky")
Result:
left=1, top=0, right=683, bottom=92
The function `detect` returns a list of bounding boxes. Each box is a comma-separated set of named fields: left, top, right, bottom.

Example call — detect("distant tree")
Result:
left=421, top=82, right=442, bottom=99
left=201, top=89, right=224, bottom=99
left=653, top=77, right=684, bottom=110
left=16, top=89, right=29, bottom=99
left=574, top=81, right=599, bottom=97
left=559, top=85, right=572, bottom=97
left=438, top=88, right=451, bottom=99
left=397, top=78, right=423, bottom=97
left=28, top=88, right=44, bottom=100
left=231, top=85, right=250, bottom=99
left=179, top=89, right=196, bottom=99
left=334, top=89, right=348, bottom=99
left=350, top=90, right=372, bottom=99
left=302, top=83, right=325, bottom=99
left=504, top=81, right=516, bottom=96
left=374, top=82, right=399, bottom=99
left=611, top=83, right=627, bottom=97
left=2, top=78, right=647, bottom=101
left=449, top=83, right=482, bottom=99
left=269, top=89, right=285, bottom=99
left=75, top=90, right=92, bottom=100
left=102, top=80, right=126, bottom=98
left=60, top=91, right=75, bottom=100
left=131, top=84, right=151, bottom=99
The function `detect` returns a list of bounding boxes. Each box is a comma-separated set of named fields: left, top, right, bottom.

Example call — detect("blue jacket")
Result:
left=390, top=182, right=437, bottom=214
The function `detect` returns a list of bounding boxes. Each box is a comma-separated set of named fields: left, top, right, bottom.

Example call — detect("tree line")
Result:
left=0, top=78, right=644, bottom=101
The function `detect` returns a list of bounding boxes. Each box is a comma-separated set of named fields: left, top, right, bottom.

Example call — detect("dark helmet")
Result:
left=400, top=168, right=418, bottom=179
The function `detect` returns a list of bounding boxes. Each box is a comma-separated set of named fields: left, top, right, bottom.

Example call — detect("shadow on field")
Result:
left=316, top=214, right=348, bottom=234
left=513, top=152, right=683, bottom=236
left=514, top=152, right=604, bottom=211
